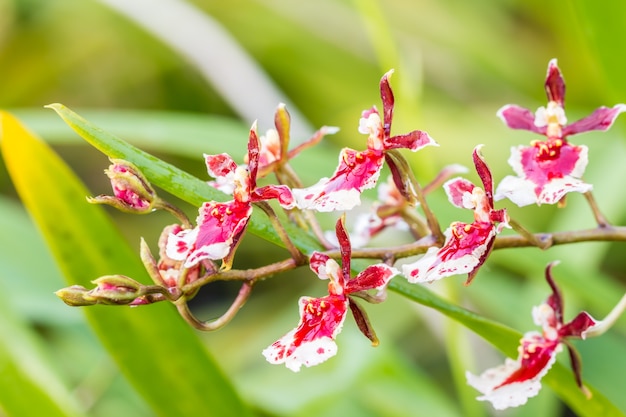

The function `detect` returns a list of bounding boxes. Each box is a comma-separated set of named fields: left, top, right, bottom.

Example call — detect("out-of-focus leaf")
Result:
left=0, top=288, right=84, bottom=417
left=569, top=0, right=626, bottom=103
left=0, top=111, right=253, bottom=417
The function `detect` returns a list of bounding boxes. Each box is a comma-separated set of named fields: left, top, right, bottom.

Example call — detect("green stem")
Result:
left=176, top=281, right=253, bottom=331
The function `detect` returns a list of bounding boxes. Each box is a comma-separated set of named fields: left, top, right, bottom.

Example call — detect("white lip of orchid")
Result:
left=232, top=165, right=251, bottom=201
left=260, top=128, right=281, bottom=162
left=534, top=101, right=567, bottom=138
left=359, top=112, right=385, bottom=151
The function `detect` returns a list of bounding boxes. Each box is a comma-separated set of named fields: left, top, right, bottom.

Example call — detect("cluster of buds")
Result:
left=55, top=60, right=626, bottom=410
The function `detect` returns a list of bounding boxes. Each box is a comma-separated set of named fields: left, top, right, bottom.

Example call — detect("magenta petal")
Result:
left=380, top=69, right=395, bottom=138
left=384, top=130, right=437, bottom=151
left=309, top=252, right=333, bottom=278
left=544, top=58, right=566, bottom=106
left=252, top=184, right=294, bottom=208
left=560, top=311, right=598, bottom=339
left=444, top=178, right=475, bottom=209
left=185, top=200, right=252, bottom=265
left=205, top=153, right=237, bottom=179
left=562, top=104, right=626, bottom=136
left=497, top=105, right=546, bottom=134
left=344, top=264, right=398, bottom=294
left=472, top=146, right=494, bottom=204
left=402, top=222, right=496, bottom=283
left=262, top=294, right=348, bottom=372
left=500, top=334, right=559, bottom=388
left=292, top=149, right=384, bottom=212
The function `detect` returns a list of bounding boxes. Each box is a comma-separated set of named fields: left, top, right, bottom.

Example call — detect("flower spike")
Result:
left=263, top=217, right=398, bottom=371
left=402, top=146, right=508, bottom=284
left=466, top=262, right=600, bottom=410
left=495, top=58, right=626, bottom=206
left=292, top=70, right=437, bottom=212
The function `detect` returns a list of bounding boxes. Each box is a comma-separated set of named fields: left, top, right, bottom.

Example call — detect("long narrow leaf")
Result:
left=1, top=111, right=253, bottom=417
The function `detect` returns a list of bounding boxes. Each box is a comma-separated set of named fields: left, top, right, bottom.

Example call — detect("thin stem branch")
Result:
left=507, top=217, right=552, bottom=249
left=176, top=281, right=253, bottom=331
left=156, top=198, right=193, bottom=228
left=254, top=201, right=307, bottom=264
left=583, top=191, right=610, bottom=228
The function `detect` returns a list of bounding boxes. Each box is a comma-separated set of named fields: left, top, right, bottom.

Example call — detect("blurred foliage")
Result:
left=1, top=0, right=626, bottom=416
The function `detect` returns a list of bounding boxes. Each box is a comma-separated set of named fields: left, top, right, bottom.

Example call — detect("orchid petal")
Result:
left=444, top=178, right=476, bottom=209
left=292, top=148, right=384, bottom=212
left=252, top=184, right=294, bottom=208
left=383, top=130, right=438, bottom=151
left=344, top=264, right=398, bottom=294
left=467, top=333, right=560, bottom=410
left=380, top=69, right=395, bottom=138
left=262, top=295, right=347, bottom=372
left=563, top=104, right=626, bottom=136
left=402, top=222, right=496, bottom=283
left=497, top=105, right=546, bottom=134
left=545, top=58, right=566, bottom=106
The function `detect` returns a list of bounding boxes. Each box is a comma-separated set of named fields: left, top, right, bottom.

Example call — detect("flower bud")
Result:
left=88, top=275, right=144, bottom=305
left=88, top=159, right=156, bottom=213
left=55, top=285, right=97, bottom=306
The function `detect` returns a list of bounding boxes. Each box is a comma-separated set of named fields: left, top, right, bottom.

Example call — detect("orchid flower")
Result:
left=292, top=70, right=437, bottom=212
left=495, top=58, right=626, bottom=206
left=166, top=125, right=294, bottom=269
left=263, top=217, right=399, bottom=372
left=466, top=262, right=600, bottom=410
left=402, top=146, right=508, bottom=285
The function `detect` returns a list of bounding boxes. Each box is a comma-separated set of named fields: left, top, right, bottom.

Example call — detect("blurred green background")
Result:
left=2, top=0, right=626, bottom=416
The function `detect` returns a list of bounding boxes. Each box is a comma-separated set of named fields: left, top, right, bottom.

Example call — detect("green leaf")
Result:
left=0, top=111, right=253, bottom=417
left=0, top=289, right=85, bottom=417
left=568, top=0, right=626, bottom=102
left=46, top=103, right=321, bottom=255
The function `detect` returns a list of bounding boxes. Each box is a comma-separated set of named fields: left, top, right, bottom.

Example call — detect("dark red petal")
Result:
left=562, top=105, right=626, bottom=137
left=205, top=153, right=237, bottom=179
left=335, top=216, right=352, bottom=280
left=344, top=264, right=397, bottom=294
left=496, top=335, right=558, bottom=388
left=565, top=343, right=585, bottom=391
left=384, top=153, right=413, bottom=202
left=247, top=126, right=260, bottom=190
left=380, top=70, right=395, bottom=138
left=472, top=146, right=494, bottom=206
left=290, top=294, right=348, bottom=350
left=384, top=130, right=436, bottom=151
left=559, top=311, right=598, bottom=339
left=251, top=184, right=294, bottom=208
left=545, top=59, right=566, bottom=107
left=349, top=298, right=379, bottom=345
left=497, top=105, right=546, bottom=134
left=309, top=252, right=332, bottom=276
left=544, top=262, right=564, bottom=325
